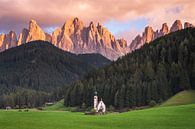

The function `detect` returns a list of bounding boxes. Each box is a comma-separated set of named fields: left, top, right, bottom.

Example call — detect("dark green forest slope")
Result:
left=0, top=41, right=110, bottom=108
left=64, top=28, right=195, bottom=109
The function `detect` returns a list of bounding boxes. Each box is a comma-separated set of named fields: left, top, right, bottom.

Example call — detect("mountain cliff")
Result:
left=51, top=18, right=127, bottom=60
left=129, top=20, right=194, bottom=51
left=0, top=18, right=127, bottom=60
left=0, top=19, right=194, bottom=60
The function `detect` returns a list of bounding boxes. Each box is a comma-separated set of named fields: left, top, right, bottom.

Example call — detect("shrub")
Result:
left=108, top=105, right=115, bottom=111
left=90, top=108, right=96, bottom=113
left=81, top=103, right=86, bottom=110
left=149, top=100, right=156, bottom=107
left=158, top=99, right=163, bottom=104
left=37, top=107, right=43, bottom=110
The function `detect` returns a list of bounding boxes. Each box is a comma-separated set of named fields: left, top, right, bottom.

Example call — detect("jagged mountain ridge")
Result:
left=129, top=20, right=194, bottom=51
left=0, top=18, right=127, bottom=60
left=0, top=18, right=194, bottom=60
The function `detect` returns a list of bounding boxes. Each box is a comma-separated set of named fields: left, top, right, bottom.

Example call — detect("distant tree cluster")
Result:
left=0, top=86, right=67, bottom=108
left=64, top=28, right=195, bottom=109
left=0, top=88, right=49, bottom=108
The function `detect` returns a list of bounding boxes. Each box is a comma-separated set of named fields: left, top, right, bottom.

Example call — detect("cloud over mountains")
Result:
left=0, top=0, right=194, bottom=40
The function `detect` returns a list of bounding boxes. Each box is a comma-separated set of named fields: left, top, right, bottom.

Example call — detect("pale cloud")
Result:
left=0, top=0, right=194, bottom=41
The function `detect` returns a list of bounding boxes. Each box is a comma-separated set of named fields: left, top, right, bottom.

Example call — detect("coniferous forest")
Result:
left=64, top=28, right=195, bottom=109
left=0, top=41, right=110, bottom=108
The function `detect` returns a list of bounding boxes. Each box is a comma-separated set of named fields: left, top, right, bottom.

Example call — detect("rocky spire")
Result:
left=51, top=28, right=61, bottom=45
left=170, top=20, right=183, bottom=32
left=0, top=31, right=17, bottom=51
left=160, top=23, right=169, bottom=35
left=18, top=28, right=29, bottom=46
left=45, top=33, right=52, bottom=42
left=129, top=20, right=194, bottom=52
left=4, top=31, right=17, bottom=48
left=117, top=38, right=127, bottom=48
left=2, top=18, right=193, bottom=60
left=26, top=19, right=46, bottom=42
left=184, top=22, right=194, bottom=28
left=0, top=33, right=5, bottom=51
left=143, top=26, right=154, bottom=43
left=129, top=34, right=142, bottom=51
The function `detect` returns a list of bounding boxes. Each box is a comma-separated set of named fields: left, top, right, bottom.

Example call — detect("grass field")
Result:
left=43, top=99, right=67, bottom=111
left=0, top=104, right=195, bottom=129
left=1, top=90, right=195, bottom=129
left=162, top=90, right=195, bottom=106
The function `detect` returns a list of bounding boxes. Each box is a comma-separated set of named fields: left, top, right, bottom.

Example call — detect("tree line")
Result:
left=0, top=87, right=66, bottom=108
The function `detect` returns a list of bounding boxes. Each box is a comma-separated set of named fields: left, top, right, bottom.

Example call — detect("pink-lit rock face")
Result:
left=18, top=20, right=46, bottom=46
left=0, top=18, right=194, bottom=60
left=129, top=26, right=154, bottom=51
left=0, top=33, right=5, bottom=51
left=129, top=35, right=142, bottom=51
left=51, top=18, right=127, bottom=60
left=160, top=23, right=169, bottom=36
left=4, top=31, right=17, bottom=49
left=170, top=20, right=183, bottom=32
left=26, top=20, right=46, bottom=42
left=117, top=38, right=127, bottom=48
left=129, top=20, right=194, bottom=52
left=18, top=28, right=29, bottom=46
left=143, top=26, right=154, bottom=43
left=0, top=31, right=17, bottom=51
left=45, top=33, right=52, bottom=42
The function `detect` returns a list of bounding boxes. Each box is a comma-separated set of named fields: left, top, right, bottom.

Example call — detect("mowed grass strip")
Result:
left=0, top=104, right=195, bottom=129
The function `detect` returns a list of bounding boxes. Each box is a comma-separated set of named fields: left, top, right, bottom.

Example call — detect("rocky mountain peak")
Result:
left=26, top=19, right=46, bottom=42
left=0, top=31, right=17, bottom=51
left=89, top=21, right=97, bottom=31
left=18, top=28, right=29, bottom=45
left=62, top=17, right=84, bottom=36
left=1, top=18, right=194, bottom=60
left=129, top=20, right=194, bottom=52
left=170, top=20, right=183, bottom=32
left=5, top=31, right=17, bottom=48
left=143, top=26, right=154, bottom=43
left=184, top=22, right=194, bottom=28
left=129, top=34, right=142, bottom=51
left=0, top=33, right=5, bottom=51
left=29, top=19, right=37, bottom=29
left=160, top=23, right=169, bottom=34
left=117, top=38, right=127, bottom=48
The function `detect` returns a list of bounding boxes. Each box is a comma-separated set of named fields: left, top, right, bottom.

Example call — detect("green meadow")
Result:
left=0, top=104, right=194, bottom=129
left=0, top=91, right=195, bottom=129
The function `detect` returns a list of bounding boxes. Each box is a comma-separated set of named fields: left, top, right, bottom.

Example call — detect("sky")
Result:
left=0, top=0, right=194, bottom=42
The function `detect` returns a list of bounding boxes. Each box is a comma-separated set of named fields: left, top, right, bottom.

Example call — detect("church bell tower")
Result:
left=94, top=91, right=98, bottom=111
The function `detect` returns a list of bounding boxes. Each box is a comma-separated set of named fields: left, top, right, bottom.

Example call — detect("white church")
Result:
left=93, top=91, right=106, bottom=113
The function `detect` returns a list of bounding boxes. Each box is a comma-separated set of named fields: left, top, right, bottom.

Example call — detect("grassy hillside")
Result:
left=43, top=99, right=67, bottom=111
left=0, top=104, right=195, bottom=129
left=161, top=90, right=195, bottom=106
